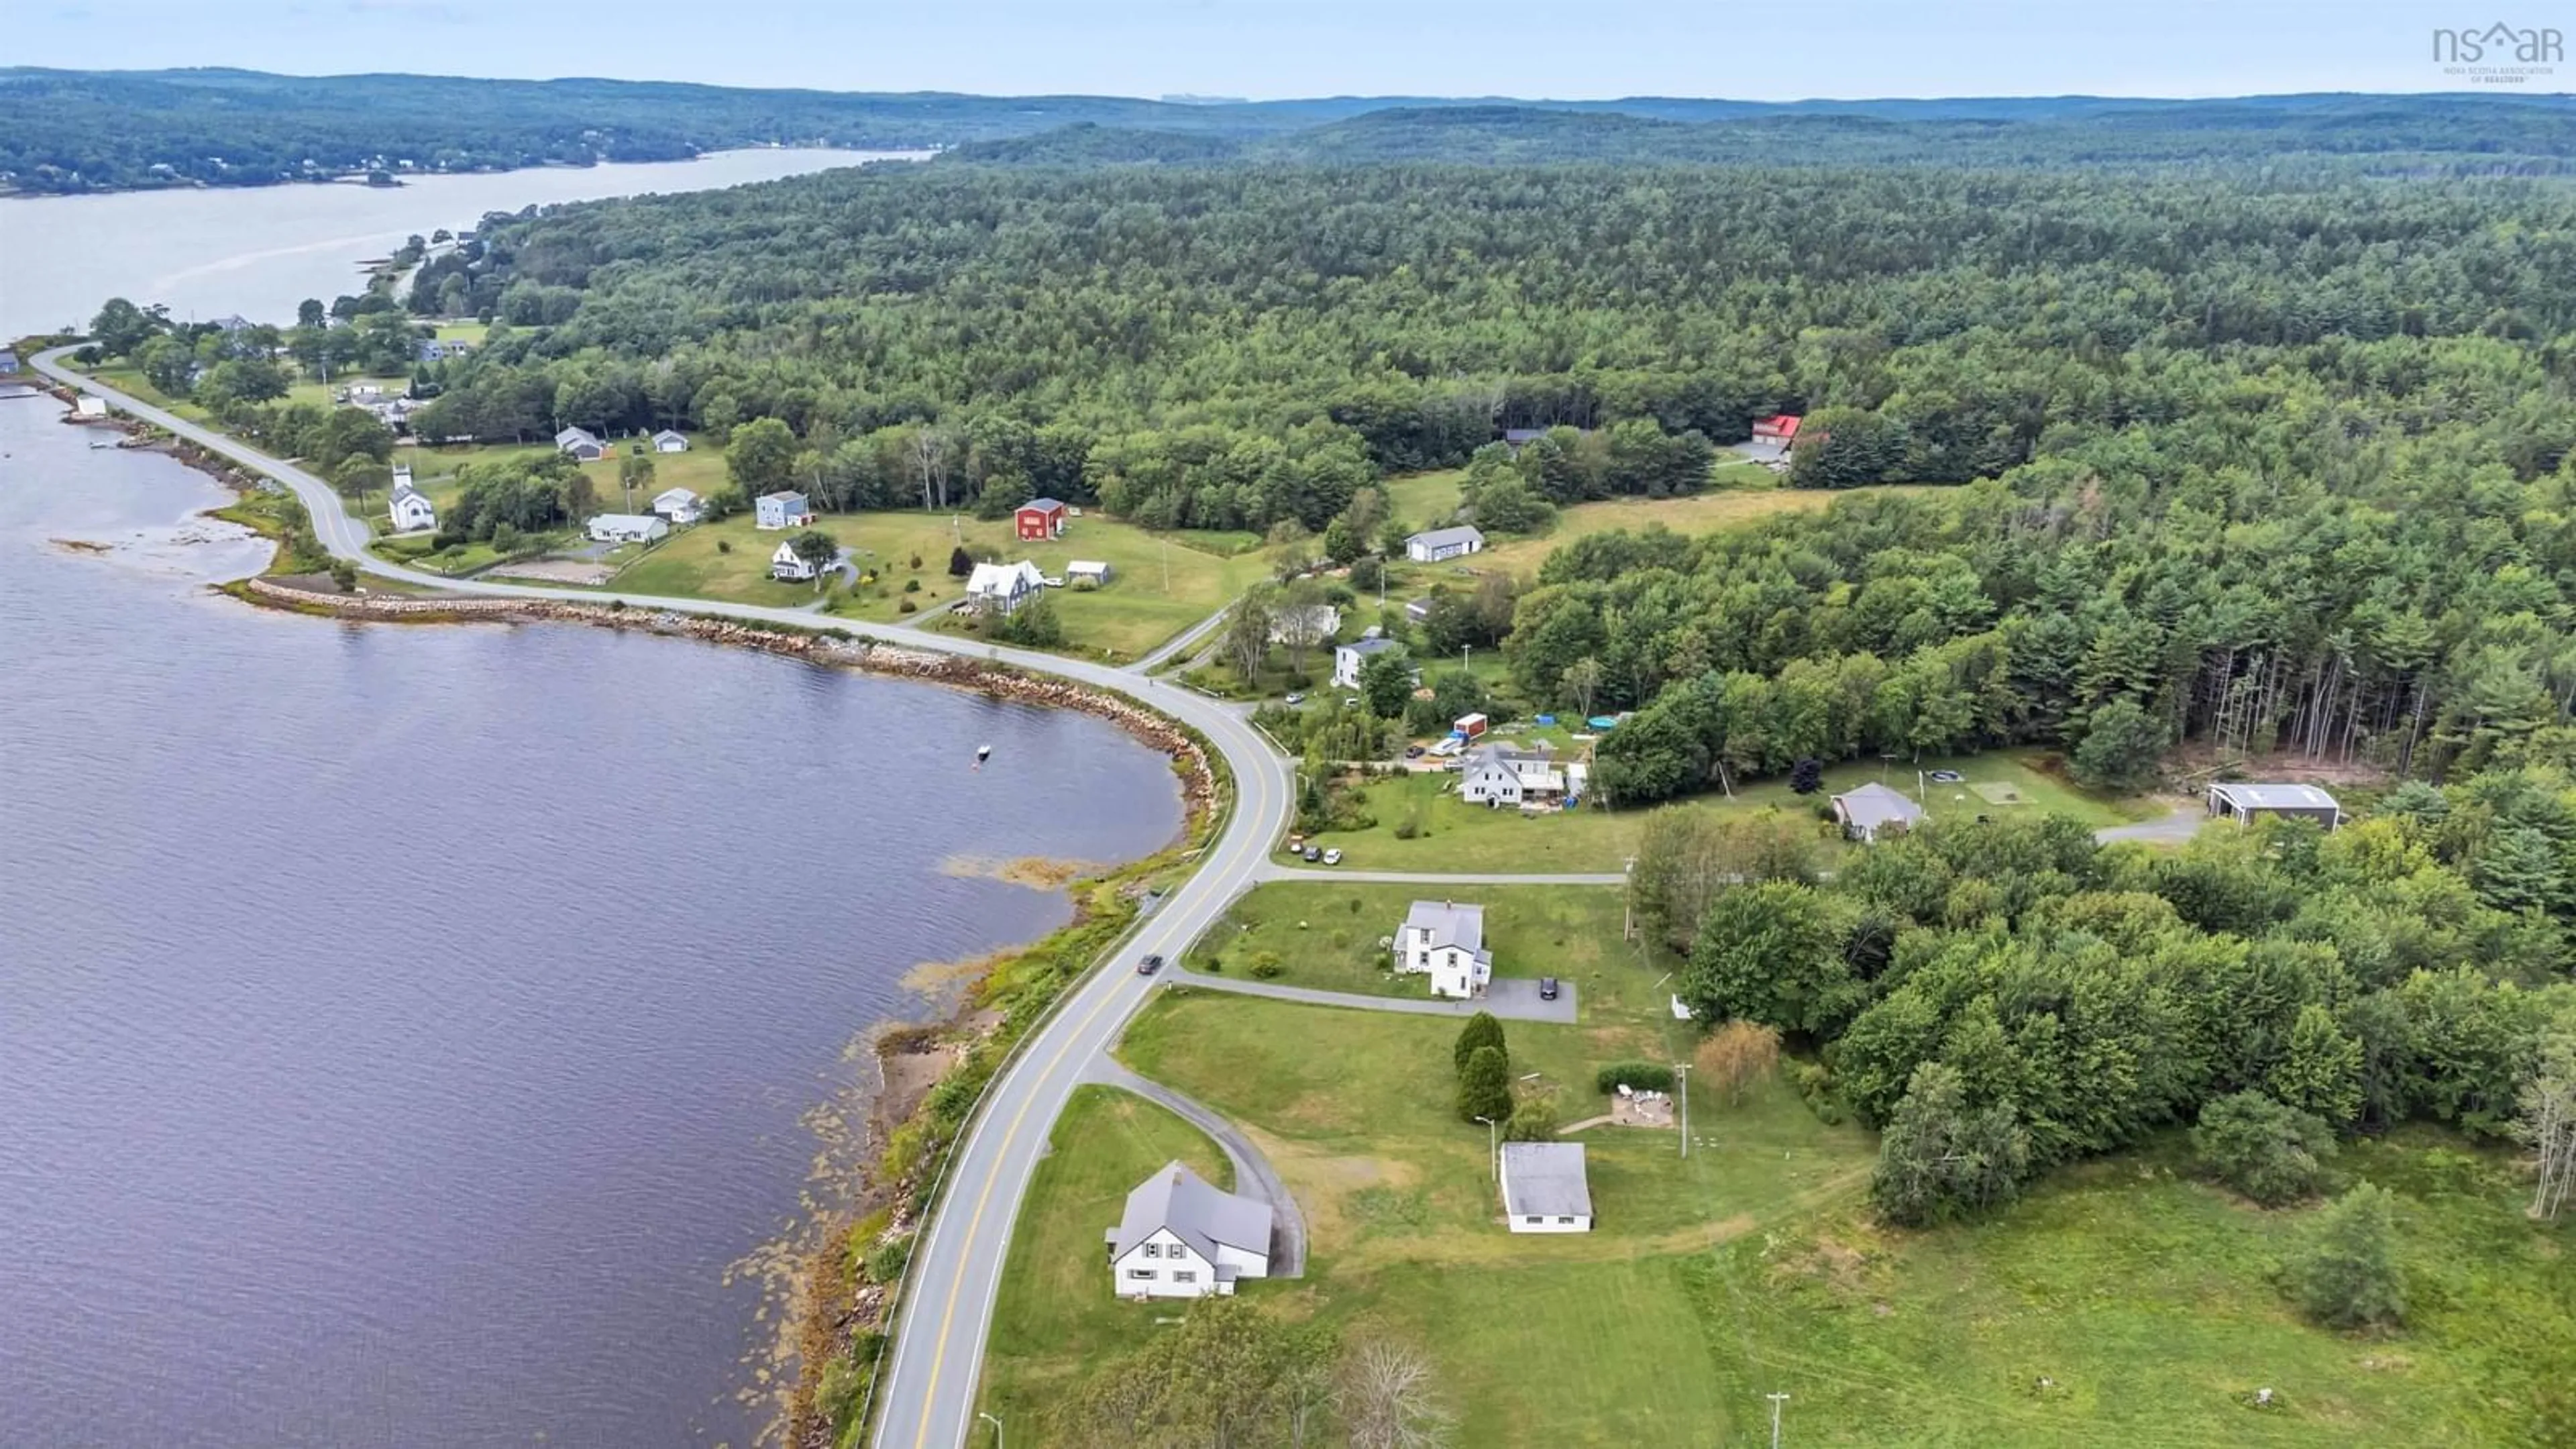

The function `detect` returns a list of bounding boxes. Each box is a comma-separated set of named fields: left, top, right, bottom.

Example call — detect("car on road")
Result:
left=1137, top=953, right=1164, bottom=975
left=1322, top=849, right=1342, bottom=865
left=1303, top=844, right=1323, bottom=862
left=1404, top=744, right=1425, bottom=758
left=1283, top=692, right=1305, bottom=705
left=1539, top=976, right=1560, bottom=1001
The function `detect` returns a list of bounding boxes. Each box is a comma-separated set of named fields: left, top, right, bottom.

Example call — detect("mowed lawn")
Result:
left=977, top=1085, right=1234, bottom=1431
left=1102, top=992, right=1878, bottom=1447
left=1292, top=747, right=2155, bottom=871
left=1189, top=883, right=1670, bottom=1022
left=1477, top=480, right=1920, bottom=575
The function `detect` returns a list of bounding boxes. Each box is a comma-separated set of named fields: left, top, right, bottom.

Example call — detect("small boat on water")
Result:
left=974, top=744, right=992, bottom=769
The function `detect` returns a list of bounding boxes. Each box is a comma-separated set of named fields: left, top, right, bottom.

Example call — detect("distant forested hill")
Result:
left=8, top=68, right=2574, bottom=193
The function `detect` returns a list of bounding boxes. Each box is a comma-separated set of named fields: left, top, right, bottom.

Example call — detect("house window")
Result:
left=1557, top=1216, right=1576, bottom=1225
left=1127, top=1268, right=1155, bottom=1280
left=1524, top=1216, right=1543, bottom=1224
left=1173, top=1271, right=1197, bottom=1283
left=1140, top=1242, right=1159, bottom=1258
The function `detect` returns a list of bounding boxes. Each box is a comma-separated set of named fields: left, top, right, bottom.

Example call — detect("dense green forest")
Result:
left=7, top=69, right=2573, bottom=191
left=72, top=134, right=2576, bottom=1272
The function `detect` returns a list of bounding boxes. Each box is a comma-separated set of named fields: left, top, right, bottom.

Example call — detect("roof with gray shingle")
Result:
left=2210, top=782, right=2339, bottom=812
left=1403, top=900, right=1485, bottom=954
left=1501, top=1142, right=1591, bottom=1218
left=1407, top=525, right=1487, bottom=552
left=1833, top=781, right=1925, bottom=833
left=1108, top=1161, right=1273, bottom=1263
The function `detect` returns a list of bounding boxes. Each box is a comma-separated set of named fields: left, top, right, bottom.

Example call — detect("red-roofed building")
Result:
left=1752, top=414, right=1803, bottom=445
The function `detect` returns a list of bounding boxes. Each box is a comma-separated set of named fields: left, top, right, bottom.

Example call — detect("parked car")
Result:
left=1283, top=692, right=1305, bottom=705
left=1322, top=849, right=1342, bottom=865
left=1538, top=976, right=1561, bottom=1001
left=1404, top=744, right=1426, bottom=759
left=1137, top=953, right=1165, bottom=975
left=1303, top=844, right=1323, bottom=862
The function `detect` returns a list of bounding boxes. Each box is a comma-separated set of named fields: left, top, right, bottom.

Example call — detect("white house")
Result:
left=1458, top=744, right=1566, bottom=807
left=1500, top=1142, right=1593, bottom=1233
left=755, top=490, right=814, bottom=531
left=1831, top=782, right=1925, bottom=844
left=554, top=425, right=604, bottom=461
left=1405, top=525, right=1486, bottom=563
left=771, top=539, right=824, bottom=582
left=586, top=513, right=669, bottom=544
left=1066, top=559, right=1113, bottom=588
left=1104, top=1160, right=1274, bottom=1299
left=651, top=488, right=702, bottom=525
left=651, top=429, right=690, bottom=453
left=1269, top=602, right=1342, bottom=645
left=967, top=559, right=1046, bottom=615
left=1397, top=899, right=1491, bottom=1000
left=1332, top=635, right=1403, bottom=690
left=386, top=480, right=438, bottom=533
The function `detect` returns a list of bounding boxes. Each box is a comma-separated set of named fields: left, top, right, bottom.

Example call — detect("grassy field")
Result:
left=1091, top=992, right=1874, bottom=1446
left=991, top=987, right=2574, bottom=1447
left=1690, top=1128, right=2575, bottom=1446
left=978, top=1085, right=1235, bottom=1430
left=1477, top=481, right=1913, bottom=575
left=1187, top=882, right=1660, bottom=1014
left=1291, top=747, right=2157, bottom=871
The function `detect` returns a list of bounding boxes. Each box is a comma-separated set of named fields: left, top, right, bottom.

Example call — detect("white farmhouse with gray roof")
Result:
left=553, top=425, right=604, bottom=460
left=1404, top=524, right=1486, bottom=563
left=1398, top=899, right=1491, bottom=1000
left=1831, top=781, right=1925, bottom=844
left=1104, top=1160, right=1273, bottom=1299
left=1459, top=743, right=1564, bottom=807
left=1500, top=1141, right=1593, bottom=1233
left=1331, top=635, right=1402, bottom=690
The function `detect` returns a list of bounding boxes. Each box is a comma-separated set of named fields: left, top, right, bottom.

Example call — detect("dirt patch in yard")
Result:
left=486, top=557, right=615, bottom=585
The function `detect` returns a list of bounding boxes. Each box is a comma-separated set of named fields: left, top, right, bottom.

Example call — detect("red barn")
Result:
left=1015, top=497, right=1069, bottom=541
left=1752, top=414, right=1803, bottom=445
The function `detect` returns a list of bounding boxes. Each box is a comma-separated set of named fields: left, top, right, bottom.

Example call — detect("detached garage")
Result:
left=2206, top=782, right=2341, bottom=830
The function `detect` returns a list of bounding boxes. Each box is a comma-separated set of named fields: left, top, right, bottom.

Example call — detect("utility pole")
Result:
left=1473, top=1115, right=1498, bottom=1180
left=1766, top=1392, right=1789, bottom=1449
left=1674, top=1061, right=1690, bottom=1158
left=979, top=1410, right=1005, bottom=1449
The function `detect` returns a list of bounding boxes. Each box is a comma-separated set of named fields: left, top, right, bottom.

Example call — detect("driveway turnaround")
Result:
left=32, top=350, right=1293, bottom=1449
left=1164, top=967, right=1577, bottom=1024
left=1082, top=1059, right=1307, bottom=1277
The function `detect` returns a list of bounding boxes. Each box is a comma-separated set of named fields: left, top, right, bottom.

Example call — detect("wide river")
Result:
left=0, top=405, right=1180, bottom=1440
left=0, top=148, right=916, bottom=338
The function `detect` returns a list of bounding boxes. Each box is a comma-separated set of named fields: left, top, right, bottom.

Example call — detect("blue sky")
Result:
left=13, top=1, right=2528, bottom=99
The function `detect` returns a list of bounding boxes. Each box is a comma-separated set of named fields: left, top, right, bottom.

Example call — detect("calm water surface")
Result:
left=0, top=148, right=919, bottom=337
left=0, top=395, right=1183, bottom=1446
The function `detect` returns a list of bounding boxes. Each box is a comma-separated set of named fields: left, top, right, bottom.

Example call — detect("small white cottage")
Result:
left=771, top=539, right=822, bottom=582
left=1397, top=900, right=1491, bottom=1000
left=387, top=479, right=437, bottom=533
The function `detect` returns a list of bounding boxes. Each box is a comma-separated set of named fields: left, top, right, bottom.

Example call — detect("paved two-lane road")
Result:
left=33, top=350, right=1292, bottom=1449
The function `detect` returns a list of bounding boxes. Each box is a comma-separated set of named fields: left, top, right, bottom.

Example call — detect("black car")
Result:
left=1137, top=953, right=1165, bottom=975
left=1303, top=844, right=1323, bottom=862
left=1538, top=976, right=1560, bottom=1001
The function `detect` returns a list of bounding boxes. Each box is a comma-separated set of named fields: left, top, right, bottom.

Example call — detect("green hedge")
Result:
left=1596, top=1061, right=1674, bottom=1094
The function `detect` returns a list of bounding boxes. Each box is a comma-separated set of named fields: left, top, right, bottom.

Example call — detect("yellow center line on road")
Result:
left=907, top=739, right=1275, bottom=1448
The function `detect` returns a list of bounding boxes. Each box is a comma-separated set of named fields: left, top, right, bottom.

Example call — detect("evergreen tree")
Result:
left=2288, top=1183, right=2406, bottom=1331
left=1456, top=1045, right=1513, bottom=1124
left=2192, top=1091, right=2337, bottom=1205
left=1452, top=1011, right=1506, bottom=1075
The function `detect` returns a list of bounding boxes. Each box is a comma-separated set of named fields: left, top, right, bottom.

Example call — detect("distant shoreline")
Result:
left=0, top=146, right=930, bottom=203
